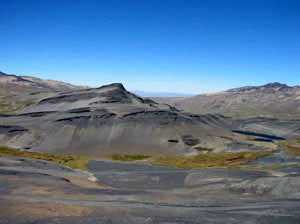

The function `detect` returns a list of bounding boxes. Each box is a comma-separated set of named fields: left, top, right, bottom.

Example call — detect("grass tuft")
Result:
left=0, top=146, right=90, bottom=171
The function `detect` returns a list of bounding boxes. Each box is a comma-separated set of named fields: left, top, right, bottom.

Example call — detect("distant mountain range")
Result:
left=132, top=90, right=195, bottom=97
left=0, top=71, right=300, bottom=156
left=152, top=82, right=300, bottom=119
left=0, top=71, right=86, bottom=92
left=1, top=70, right=299, bottom=120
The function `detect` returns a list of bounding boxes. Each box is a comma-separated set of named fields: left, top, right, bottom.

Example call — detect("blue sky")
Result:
left=1, top=0, right=299, bottom=94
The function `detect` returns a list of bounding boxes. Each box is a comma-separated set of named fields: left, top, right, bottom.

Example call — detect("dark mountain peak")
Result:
left=0, top=71, right=13, bottom=77
left=262, top=82, right=289, bottom=89
left=97, top=83, right=126, bottom=91
left=0, top=71, right=33, bottom=83
left=227, top=82, right=292, bottom=93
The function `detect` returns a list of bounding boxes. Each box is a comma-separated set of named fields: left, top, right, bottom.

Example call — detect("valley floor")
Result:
left=0, top=156, right=300, bottom=224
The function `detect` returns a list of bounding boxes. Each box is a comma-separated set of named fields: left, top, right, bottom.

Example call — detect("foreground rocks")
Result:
left=0, top=156, right=299, bottom=224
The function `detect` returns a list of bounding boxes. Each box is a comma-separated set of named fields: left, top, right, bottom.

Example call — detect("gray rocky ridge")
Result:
left=2, top=82, right=298, bottom=156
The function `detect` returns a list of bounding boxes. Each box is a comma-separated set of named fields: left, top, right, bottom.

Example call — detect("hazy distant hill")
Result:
left=0, top=71, right=87, bottom=114
left=152, top=82, right=300, bottom=119
left=0, top=71, right=86, bottom=91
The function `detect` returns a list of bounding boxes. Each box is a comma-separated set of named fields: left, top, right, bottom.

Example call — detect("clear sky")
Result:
left=1, top=0, right=299, bottom=94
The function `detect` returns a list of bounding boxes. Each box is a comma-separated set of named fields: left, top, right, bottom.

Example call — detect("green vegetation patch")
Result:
left=109, top=153, right=151, bottom=162
left=0, top=146, right=90, bottom=171
left=150, top=151, right=275, bottom=169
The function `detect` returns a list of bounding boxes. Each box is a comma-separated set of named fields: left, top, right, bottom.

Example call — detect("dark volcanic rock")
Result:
left=121, top=110, right=194, bottom=124
left=97, top=83, right=126, bottom=91
left=18, top=111, right=56, bottom=117
left=38, top=92, right=101, bottom=104
left=168, top=139, right=179, bottom=143
left=181, top=135, right=200, bottom=146
left=232, top=130, right=285, bottom=140
left=0, top=125, right=28, bottom=136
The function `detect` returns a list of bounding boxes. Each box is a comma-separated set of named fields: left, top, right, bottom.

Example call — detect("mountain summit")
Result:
left=227, top=82, right=292, bottom=93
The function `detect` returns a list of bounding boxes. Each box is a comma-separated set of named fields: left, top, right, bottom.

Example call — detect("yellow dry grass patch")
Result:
left=109, top=153, right=151, bottom=161
left=150, top=151, right=275, bottom=169
left=291, top=138, right=300, bottom=144
left=0, top=146, right=90, bottom=171
left=279, top=141, right=300, bottom=155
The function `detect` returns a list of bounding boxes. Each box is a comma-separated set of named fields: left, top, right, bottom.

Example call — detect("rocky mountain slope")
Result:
left=152, top=82, right=300, bottom=119
left=2, top=83, right=296, bottom=157
left=0, top=71, right=87, bottom=114
left=0, top=71, right=86, bottom=91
